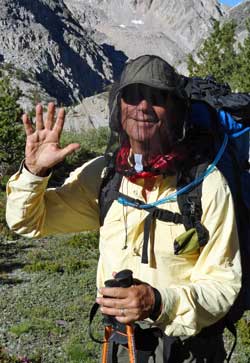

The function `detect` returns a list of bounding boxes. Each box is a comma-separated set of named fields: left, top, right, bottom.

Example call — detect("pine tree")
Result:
left=231, top=21, right=250, bottom=92
left=0, top=74, right=25, bottom=169
left=187, top=20, right=238, bottom=85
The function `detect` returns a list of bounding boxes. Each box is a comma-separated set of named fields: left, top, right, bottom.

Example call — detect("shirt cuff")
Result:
left=152, top=287, right=180, bottom=326
left=149, top=287, right=162, bottom=321
left=19, top=160, right=52, bottom=182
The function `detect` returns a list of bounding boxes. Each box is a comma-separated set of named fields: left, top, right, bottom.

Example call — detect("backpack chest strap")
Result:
left=99, top=169, right=209, bottom=264
left=118, top=192, right=200, bottom=264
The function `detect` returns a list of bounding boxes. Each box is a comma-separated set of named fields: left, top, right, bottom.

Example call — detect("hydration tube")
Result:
left=218, top=109, right=250, bottom=139
left=229, top=127, right=250, bottom=139
left=118, top=133, right=229, bottom=209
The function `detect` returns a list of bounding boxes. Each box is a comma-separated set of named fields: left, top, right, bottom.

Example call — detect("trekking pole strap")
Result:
left=225, top=321, right=237, bottom=363
left=89, top=302, right=104, bottom=344
left=89, top=303, right=137, bottom=362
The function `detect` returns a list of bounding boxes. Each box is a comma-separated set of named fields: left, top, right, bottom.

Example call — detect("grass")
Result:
left=1, top=233, right=250, bottom=362
left=0, top=234, right=103, bottom=362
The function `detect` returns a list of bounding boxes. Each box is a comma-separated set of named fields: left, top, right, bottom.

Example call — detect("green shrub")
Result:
left=10, top=318, right=60, bottom=338
left=65, top=337, right=99, bottom=363
left=0, top=175, right=10, bottom=189
left=0, top=189, right=18, bottom=241
left=9, top=321, right=34, bottom=336
left=237, top=318, right=250, bottom=345
left=66, top=341, right=86, bottom=363
left=47, top=127, right=109, bottom=187
left=237, top=317, right=250, bottom=360
left=65, top=232, right=99, bottom=249
left=2, top=63, right=14, bottom=72
left=63, top=127, right=109, bottom=167
left=23, top=232, right=99, bottom=274
left=0, top=76, right=25, bottom=166
left=15, top=68, right=31, bottom=82
left=0, top=346, right=39, bottom=363
left=24, top=261, right=64, bottom=273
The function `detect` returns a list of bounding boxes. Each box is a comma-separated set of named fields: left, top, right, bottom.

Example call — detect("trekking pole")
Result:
left=126, top=323, right=137, bottom=363
left=102, top=269, right=136, bottom=363
left=89, top=270, right=136, bottom=363
left=101, top=325, right=113, bottom=363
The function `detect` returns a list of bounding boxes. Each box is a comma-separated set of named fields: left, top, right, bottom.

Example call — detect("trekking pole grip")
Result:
left=104, top=269, right=134, bottom=288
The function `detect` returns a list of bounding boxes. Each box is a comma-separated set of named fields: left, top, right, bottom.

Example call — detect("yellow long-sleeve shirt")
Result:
left=6, top=156, right=241, bottom=336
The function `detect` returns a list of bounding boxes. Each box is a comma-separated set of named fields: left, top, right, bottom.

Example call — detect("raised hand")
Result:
left=23, top=102, right=80, bottom=176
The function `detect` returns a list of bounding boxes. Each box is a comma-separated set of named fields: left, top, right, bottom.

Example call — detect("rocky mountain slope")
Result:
left=0, top=0, right=126, bottom=107
left=225, top=0, right=250, bottom=43
left=0, top=0, right=249, bottom=129
left=64, top=0, right=225, bottom=69
left=64, top=91, right=109, bottom=131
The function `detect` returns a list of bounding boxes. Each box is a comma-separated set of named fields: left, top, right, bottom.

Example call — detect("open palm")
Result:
left=23, top=103, right=80, bottom=176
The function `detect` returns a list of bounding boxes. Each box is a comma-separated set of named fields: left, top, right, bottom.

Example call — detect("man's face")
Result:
left=120, top=84, right=177, bottom=153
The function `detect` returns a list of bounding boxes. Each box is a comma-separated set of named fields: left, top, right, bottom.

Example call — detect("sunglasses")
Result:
left=121, top=84, right=168, bottom=106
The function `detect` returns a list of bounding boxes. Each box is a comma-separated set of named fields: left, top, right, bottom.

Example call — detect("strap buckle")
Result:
left=173, top=212, right=182, bottom=224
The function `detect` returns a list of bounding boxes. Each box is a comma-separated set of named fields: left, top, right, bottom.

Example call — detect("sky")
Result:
left=220, top=0, right=245, bottom=6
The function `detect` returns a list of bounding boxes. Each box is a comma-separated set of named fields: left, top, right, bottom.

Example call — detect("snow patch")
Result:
left=131, top=19, right=144, bottom=25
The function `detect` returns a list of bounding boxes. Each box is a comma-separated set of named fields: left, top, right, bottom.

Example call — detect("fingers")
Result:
left=44, top=102, right=55, bottom=129
left=98, top=297, right=124, bottom=309
left=97, top=284, right=155, bottom=323
left=99, top=304, right=139, bottom=324
left=115, top=308, right=139, bottom=324
left=101, top=306, right=134, bottom=319
left=33, top=102, right=65, bottom=135
left=22, top=113, right=33, bottom=136
left=53, top=107, right=65, bottom=137
left=35, top=104, right=44, bottom=130
left=99, top=287, right=129, bottom=299
left=23, top=103, right=56, bottom=135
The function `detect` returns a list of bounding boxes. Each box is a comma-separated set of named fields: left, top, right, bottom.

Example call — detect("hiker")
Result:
left=6, top=55, right=242, bottom=363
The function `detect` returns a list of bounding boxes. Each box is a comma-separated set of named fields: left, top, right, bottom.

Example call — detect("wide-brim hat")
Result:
left=109, top=55, right=187, bottom=132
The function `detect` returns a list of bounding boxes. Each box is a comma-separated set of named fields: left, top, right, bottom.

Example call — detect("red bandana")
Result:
left=115, top=141, right=187, bottom=182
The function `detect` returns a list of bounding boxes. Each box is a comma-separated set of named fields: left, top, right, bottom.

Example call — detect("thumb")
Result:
left=59, top=143, right=80, bottom=159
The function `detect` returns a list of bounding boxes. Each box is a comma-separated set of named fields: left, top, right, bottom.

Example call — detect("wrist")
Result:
left=149, top=287, right=162, bottom=321
left=24, top=162, right=50, bottom=177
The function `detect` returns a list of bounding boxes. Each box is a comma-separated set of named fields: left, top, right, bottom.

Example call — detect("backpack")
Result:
left=184, top=77, right=250, bottom=321
left=96, top=77, right=250, bottom=362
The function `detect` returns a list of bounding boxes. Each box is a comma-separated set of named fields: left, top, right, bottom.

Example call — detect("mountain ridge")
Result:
left=0, top=0, right=248, bottom=119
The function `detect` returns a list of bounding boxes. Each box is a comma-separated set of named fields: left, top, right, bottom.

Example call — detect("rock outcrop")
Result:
left=225, top=0, right=250, bottom=43
left=0, top=0, right=124, bottom=107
